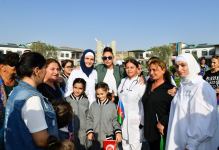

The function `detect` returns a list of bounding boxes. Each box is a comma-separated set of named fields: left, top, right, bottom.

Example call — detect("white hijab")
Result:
left=175, top=53, right=200, bottom=84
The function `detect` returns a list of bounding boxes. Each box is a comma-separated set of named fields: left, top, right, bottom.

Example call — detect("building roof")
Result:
left=58, top=47, right=83, bottom=52
left=127, top=49, right=145, bottom=52
left=0, top=43, right=28, bottom=48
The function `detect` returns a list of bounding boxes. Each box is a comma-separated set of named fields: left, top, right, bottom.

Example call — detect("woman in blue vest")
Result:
left=4, top=52, right=59, bottom=150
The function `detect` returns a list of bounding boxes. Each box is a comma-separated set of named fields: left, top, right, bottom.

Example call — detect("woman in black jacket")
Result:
left=142, top=59, right=174, bottom=150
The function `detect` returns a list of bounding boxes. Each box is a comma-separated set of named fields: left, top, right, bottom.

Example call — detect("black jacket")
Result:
left=142, top=80, right=174, bottom=142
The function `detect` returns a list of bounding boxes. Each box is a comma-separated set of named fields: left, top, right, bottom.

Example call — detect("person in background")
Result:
left=86, top=82, right=122, bottom=150
left=0, top=52, right=19, bottom=150
left=4, top=52, right=59, bottom=150
left=203, top=55, right=219, bottom=104
left=38, top=58, right=64, bottom=103
left=199, top=57, right=209, bottom=77
left=60, top=59, right=74, bottom=91
left=142, top=59, right=174, bottom=150
left=95, top=47, right=126, bottom=104
left=118, top=58, right=146, bottom=150
left=65, top=49, right=97, bottom=106
left=166, top=53, right=218, bottom=150
left=66, top=78, right=89, bottom=150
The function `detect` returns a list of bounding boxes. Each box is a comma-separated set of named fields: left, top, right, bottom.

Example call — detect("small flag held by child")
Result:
left=117, top=99, right=125, bottom=125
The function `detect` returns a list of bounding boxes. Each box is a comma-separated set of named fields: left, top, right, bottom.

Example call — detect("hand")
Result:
left=138, top=75, right=145, bottom=85
left=87, top=133, right=94, bottom=140
left=115, top=133, right=122, bottom=143
left=167, top=87, right=177, bottom=96
left=216, top=88, right=219, bottom=94
left=157, top=121, right=164, bottom=135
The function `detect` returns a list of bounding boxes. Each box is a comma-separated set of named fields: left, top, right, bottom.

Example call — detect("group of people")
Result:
left=0, top=46, right=218, bottom=150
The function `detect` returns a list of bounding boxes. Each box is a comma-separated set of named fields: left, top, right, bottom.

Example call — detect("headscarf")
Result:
left=175, top=53, right=200, bottom=83
left=80, top=49, right=95, bottom=77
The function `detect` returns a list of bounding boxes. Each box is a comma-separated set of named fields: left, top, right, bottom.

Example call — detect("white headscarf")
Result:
left=175, top=53, right=200, bottom=83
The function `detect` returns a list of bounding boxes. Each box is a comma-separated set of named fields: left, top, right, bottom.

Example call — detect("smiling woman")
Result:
left=65, top=49, right=97, bottom=106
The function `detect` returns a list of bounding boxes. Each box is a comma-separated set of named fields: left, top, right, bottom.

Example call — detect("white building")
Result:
left=58, top=47, right=83, bottom=66
left=0, top=43, right=31, bottom=55
left=181, top=44, right=217, bottom=59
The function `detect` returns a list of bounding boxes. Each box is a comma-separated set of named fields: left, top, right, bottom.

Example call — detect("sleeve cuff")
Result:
left=114, top=129, right=122, bottom=134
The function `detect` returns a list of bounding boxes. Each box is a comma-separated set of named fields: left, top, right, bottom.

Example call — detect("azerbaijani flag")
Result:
left=117, top=99, right=125, bottom=125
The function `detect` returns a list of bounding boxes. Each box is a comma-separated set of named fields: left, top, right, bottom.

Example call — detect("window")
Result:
left=209, top=49, right=216, bottom=56
left=65, top=53, right=69, bottom=58
left=192, top=51, right=197, bottom=57
left=61, top=53, right=64, bottom=57
left=202, top=50, right=208, bottom=56
left=185, top=50, right=190, bottom=53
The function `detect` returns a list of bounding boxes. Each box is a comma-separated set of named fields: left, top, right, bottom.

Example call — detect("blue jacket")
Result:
left=4, top=81, right=59, bottom=150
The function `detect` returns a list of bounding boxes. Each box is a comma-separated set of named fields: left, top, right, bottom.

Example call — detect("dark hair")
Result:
left=200, top=57, right=206, bottom=61
left=1, top=52, right=19, bottom=67
left=103, top=47, right=113, bottom=55
left=148, top=59, right=171, bottom=84
left=53, top=101, right=73, bottom=129
left=124, top=58, right=139, bottom=68
left=46, top=58, right=61, bottom=70
left=211, top=55, right=219, bottom=60
left=47, top=135, right=75, bottom=150
left=95, top=82, right=112, bottom=100
left=17, top=52, right=46, bottom=78
left=61, top=59, right=74, bottom=68
left=73, top=78, right=87, bottom=97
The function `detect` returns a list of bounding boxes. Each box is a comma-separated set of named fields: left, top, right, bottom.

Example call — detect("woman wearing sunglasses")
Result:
left=96, top=47, right=126, bottom=104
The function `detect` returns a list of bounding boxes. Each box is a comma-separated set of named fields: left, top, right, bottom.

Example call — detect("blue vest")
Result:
left=4, top=81, right=59, bottom=150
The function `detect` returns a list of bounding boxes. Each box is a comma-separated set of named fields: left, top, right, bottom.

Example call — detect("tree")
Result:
left=29, top=41, right=58, bottom=59
left=148, top=45, right=173, bottom=66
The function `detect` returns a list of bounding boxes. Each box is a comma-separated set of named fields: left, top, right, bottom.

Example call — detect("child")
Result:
left=47, top=135, right=75, bottom=150
left=52, top=100, right=73, bottom=140
left=66, top=78, right=89, bottom=150
left=86, top=82, right=122, bottom=150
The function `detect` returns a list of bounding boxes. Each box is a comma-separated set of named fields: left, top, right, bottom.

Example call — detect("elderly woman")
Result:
left=4, top=52, right=59, bottom=150
left=65, top=49, right=97, bottom=105
left=166, top=53, right=218, bottom=150
left=142, top=59, right=174, bottom=150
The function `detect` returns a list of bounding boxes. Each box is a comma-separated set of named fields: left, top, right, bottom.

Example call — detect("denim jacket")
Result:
left=4, top=81, right=59, bottom=150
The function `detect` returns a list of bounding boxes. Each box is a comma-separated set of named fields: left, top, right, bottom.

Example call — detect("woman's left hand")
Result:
left=138, top=75, right=145, bottom=85
left=157, top=121, right=164, bottom=135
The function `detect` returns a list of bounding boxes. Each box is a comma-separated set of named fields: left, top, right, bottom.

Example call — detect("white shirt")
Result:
left=65, top=67, right=97, bottom=105
left=22, top=96, right=47, bottom=133
left=103, top=68, right=118, bottom=96
left=166, top=76, right=219, bottom=150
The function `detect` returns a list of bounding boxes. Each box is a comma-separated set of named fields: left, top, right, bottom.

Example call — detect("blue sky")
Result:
left=0, top=0, right=219, bottom=51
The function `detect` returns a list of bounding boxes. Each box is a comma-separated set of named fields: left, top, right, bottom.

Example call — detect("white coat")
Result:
left=64, top=67, right=97, bottom=105
left=166, top=75, right=219, bottom=150
left=118, top=76, right=146, bottom=147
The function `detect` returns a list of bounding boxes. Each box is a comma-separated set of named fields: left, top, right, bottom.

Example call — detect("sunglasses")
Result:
left=102, top=56, right=113, bottom=60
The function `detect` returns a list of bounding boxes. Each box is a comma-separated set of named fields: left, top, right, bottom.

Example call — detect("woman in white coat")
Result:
left=65, top=49, right=97, bottom=105
left=166, top=53, right=219, bottom=150
left=118, top=58, right=146, bottom=150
